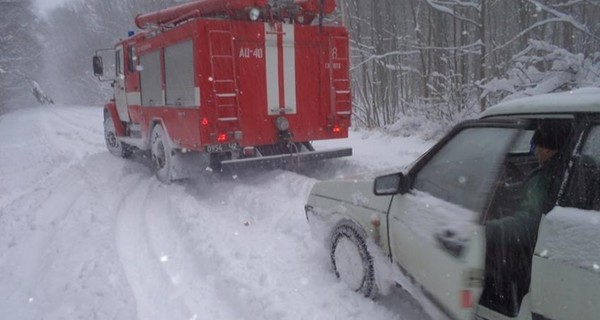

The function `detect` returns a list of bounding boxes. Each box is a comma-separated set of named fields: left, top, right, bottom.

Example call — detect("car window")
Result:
left=581, top=126, right=600, bottom=158
left=509, top=130, right=534, bottom=154
left=562, top=125, right=600, bottom=210
left=115, top=47, right=123, bottom=76
left=413, top=127, right=519, bottom=213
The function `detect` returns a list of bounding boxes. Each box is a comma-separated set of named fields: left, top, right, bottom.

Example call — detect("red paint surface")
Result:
left=109, top=3, right=350, bottom=152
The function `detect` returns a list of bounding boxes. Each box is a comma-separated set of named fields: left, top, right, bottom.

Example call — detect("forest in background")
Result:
left=2, top=0, right=600, bottom=136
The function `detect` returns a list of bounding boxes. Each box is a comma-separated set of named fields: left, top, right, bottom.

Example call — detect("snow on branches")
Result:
left=482, top=39, right=600, bottom=103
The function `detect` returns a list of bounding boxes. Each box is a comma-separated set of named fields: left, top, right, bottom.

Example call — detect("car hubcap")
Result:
left=334, top=237, right=365, bottom=291
left=105, top=131, right=118, bottom=148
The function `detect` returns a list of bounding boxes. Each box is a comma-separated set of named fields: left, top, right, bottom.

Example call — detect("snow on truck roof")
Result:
left=480, top=87, right=600, bottom=119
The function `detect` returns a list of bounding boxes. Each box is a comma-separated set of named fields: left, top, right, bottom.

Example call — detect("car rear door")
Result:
left=387, top=120, right=528, bottom=320
left=530, top=124, right=600, bottom=320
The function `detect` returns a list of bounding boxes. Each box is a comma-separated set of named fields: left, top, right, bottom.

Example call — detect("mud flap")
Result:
left=168, top=150, right=211, bottom=180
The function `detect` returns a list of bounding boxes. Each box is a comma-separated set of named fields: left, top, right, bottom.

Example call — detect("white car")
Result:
left=305, top=88, right=600, bottom=320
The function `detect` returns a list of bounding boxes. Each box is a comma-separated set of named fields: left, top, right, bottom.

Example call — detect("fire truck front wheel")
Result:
left=104, top=116, right=132, bottom=158
left=150, top=124, right=174, bottom=183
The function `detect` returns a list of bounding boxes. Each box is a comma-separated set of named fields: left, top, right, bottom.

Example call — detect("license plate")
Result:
left=206, top=143, right=239, bottom=153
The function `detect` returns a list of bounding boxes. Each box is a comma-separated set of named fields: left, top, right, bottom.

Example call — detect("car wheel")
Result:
left=104, top=115, right=131, bottom=158
left=150, top=124, right=173, bottom=183
left=330, top=223, right=378, bottom=298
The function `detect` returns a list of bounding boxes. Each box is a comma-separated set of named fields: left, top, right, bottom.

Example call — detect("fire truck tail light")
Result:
left=461, top=290, right=474, bottom=309
left=217, top=133, right=227, bottom=142
left=332, top=125, right=342, bottom=133
left=201, top=117, right=209, bottom=126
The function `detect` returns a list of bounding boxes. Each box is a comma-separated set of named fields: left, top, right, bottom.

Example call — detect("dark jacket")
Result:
left=486, top=154, right=564, bottom=251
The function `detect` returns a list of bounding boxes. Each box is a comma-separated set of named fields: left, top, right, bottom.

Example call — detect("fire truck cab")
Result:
left=93, top=0, right=352, bottom=182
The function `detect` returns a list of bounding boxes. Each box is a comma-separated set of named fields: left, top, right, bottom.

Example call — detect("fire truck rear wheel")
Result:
left=150, top=124, right=173, bottom=183
left=104, top=116, right=132, bottom=158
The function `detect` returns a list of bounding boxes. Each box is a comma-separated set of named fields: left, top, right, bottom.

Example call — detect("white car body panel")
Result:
left=481, top=87, right=600, bottom=118
left=388, top=191, right=486, bottom=320
left=530, top=207, right=600, bottom=320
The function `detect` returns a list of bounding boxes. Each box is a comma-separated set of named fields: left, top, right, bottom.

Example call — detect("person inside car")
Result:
left=483, top=121, right=572, bottom=314
left=487, top=122, right=571, bottom=248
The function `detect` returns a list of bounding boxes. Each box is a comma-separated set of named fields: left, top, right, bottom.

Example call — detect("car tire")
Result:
left=150, top=124, right=173, bottom=184
left=104, top=115, right=132, bottom=158
left=330, top=223, right=378, bottom=298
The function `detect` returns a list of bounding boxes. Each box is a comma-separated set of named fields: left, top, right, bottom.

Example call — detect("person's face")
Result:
left=534, top=145, right=557, bottom=165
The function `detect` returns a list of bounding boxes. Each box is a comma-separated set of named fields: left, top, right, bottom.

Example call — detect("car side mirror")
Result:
left=374, top=172, right=409, bottom=196
left=93, top=56, right=104, bottom=76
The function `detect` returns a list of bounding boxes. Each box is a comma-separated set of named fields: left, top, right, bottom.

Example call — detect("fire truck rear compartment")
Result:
left=97, top=0, right=352, bottom=182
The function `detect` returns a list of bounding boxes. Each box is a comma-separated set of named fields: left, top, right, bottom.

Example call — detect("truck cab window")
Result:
left=115, top=48, right=123, bottom=76
left=128, top=46, right=136, bottom=73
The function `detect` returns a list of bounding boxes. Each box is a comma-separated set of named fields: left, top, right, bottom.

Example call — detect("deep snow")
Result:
left=0, top=105, right=433, bottom=320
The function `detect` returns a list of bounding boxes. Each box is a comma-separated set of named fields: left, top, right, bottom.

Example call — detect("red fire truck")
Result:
left=93, top=0, right=351, bottom=182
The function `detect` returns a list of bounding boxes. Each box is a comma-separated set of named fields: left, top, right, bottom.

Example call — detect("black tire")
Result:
left=330, top=223, right=378, bottom=298
left=150, top=124, right=173, bottom=183
left=104, top=116, right=132, bottom=158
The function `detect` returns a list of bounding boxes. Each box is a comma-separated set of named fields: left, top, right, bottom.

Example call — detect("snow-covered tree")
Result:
left=0, top=0, right=43, bottom=112
left=341, top=0, right=600, bottom=136
left=482, top=39, right=600, bottom=103
left=39, top=0, right=178, bottom=106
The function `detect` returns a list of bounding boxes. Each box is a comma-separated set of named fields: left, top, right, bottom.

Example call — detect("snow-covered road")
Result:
left=0, top=105, right=432, bottom=320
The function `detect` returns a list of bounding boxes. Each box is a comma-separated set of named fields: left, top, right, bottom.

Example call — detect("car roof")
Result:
left=480, top=87, right=600, bottom=119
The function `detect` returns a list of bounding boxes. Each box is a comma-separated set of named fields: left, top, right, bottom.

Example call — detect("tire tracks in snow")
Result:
left=115, top=179, right=233, bottom=320
left=114, top=178, right=188, bottom=320
left=0, top=106, right=104, bottom=211
left=42, top=105, right=106, bottom=151
left=0, top=157, right=139, bottom=319
left=157, top=174, right=335, bottom=320
left=159, top=196, right=285, bottom=320
left=113, top=174, right=304, bottom=320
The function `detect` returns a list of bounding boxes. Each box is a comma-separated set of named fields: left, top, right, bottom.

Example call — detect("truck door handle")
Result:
left=435, top=230, right=465, bottom=257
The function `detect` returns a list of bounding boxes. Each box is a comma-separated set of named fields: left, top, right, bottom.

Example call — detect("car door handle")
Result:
left=435, top=230, right=465, bottom=258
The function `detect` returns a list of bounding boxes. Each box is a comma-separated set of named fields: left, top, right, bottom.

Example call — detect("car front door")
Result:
left=530, top=124, right=600, bottom=320
left=387, top=122, right=527, bottom=320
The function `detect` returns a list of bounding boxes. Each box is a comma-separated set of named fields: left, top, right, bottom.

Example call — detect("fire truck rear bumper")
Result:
left=219, top=147, right=352, bottom=171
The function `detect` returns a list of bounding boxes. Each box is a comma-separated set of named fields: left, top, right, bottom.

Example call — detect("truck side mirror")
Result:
left=93, top=56, right=104, bottom=76
left=374, top=172, right=409, bottom=196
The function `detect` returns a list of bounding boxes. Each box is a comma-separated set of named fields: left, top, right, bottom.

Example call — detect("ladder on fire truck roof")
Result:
left=208, top=24, right=240, bottom=126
